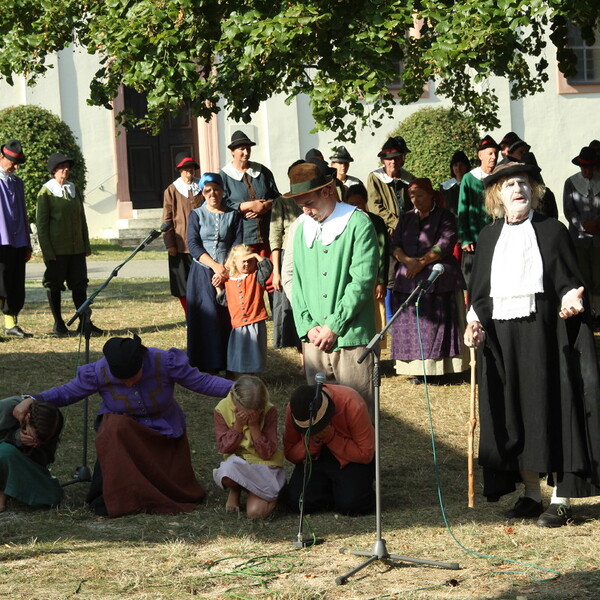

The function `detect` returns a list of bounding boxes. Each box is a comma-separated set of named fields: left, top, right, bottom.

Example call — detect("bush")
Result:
left=392, top=107, right=480, bottom=186
left=0, top=105, right=86, bottom=222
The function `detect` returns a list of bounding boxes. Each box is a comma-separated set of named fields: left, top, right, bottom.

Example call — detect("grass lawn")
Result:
left=1, top=275, right=599, bottom=599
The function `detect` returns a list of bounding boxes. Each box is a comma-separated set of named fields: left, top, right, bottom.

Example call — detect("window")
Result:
left=566, top=23, right=600, bottom=84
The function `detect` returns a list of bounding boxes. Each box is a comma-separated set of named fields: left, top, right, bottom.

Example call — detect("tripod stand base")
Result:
left=336, top=539, right=459, bottom=585
left=291, top=537, right=324, bottom=549
left=61, top=465, right=92, bottom=487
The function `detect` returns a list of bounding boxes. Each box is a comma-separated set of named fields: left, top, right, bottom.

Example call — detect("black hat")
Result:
left=572, top=146, right=600, bottom=167
left=508, top=139, right=530, bottom=154
left=329, top=146, right=354, bottom=163
left=228, top=130, right=256, bottom=150
left=500, top=131, right=520, bottom=148
left=1, top=139, right=26, bottom=164
left=175, top=155, right=200, bottom=170
left=483, top=161, right=541, bottom=188
left=289, top=385, right=335, bottom=435
left=102, top=334, right=145, bottom=380
left=377, top=136, right=410, bottom=159
left=47, top=153, right=74, bottom=174
left=284, top=162, right=333, bottom=198
left=477, top=135, right=500, bottom=152
left=305, top=148, right=325, bottom=162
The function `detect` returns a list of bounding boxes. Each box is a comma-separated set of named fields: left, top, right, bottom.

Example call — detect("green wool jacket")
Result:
left=457, top=171, right=490, bottom=246
left=36, top=183, right=91, bottom=261
left=292, top=209, right=378, bottom=350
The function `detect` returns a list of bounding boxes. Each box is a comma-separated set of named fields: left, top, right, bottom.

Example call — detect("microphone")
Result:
left=417, top=263, right=445, bottom=292
left=137, top=221, right=173, bottom=250
left=311, top=372, right=326, bottom=417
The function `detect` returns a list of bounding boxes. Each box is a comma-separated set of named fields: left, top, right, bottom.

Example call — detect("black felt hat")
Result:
left=449, top=150, right=472, bottom=176
left=508, top=139, right=530, bottom=154
left=228, top=130, right=256, bottom=150
left=483, top=161, right=541, bottom=188
left=289, top=385, right=335, bottom=435
left=102, top=334, right=145, bottom=379
left=377, top=136, right=410, bottom=158
left=330, top=146, right=354, bottom=163
left=47, top=153, right=74, bottom=174
left=572, top=146, right=600, bottom=167
left=1, top=139, right=26, bottom=164
left=500, top=131, right=520, bottom=148
left=477, top=135, right=500, bottom=152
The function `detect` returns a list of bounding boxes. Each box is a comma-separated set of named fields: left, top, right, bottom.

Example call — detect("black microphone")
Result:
left=138, top=221, right=173, bottom=250
left=311, top=372, right=326, bottom=417
left=417, top=263, right=445, bottom=292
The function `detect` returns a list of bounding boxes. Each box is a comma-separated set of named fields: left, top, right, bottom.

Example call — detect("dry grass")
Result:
left=1, top=275, right=600, bottom=599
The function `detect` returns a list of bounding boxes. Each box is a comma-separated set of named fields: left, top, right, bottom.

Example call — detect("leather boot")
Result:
left=47, top=290, right=69, bottom=336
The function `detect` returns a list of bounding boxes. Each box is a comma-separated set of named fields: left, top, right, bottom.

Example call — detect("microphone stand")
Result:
left=292, top=385, right=325, bottom=548
left=61, top=226, right=167, bottom=487
left=335, top=284, right=460, bottom=584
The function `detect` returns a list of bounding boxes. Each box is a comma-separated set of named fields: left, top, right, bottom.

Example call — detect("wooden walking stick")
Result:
left=467, top=347, right=477, bottom=508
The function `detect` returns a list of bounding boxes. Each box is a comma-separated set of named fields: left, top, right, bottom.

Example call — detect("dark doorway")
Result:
left=124, top=88, right=198, bottom=209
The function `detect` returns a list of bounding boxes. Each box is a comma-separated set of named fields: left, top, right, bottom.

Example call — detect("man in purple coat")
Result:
left=0, top=140, right=33, bottom=338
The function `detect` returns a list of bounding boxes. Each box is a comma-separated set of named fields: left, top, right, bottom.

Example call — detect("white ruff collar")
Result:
left=490, top=211, right=544, bottom=320
left=44, top=179, right=76, bottom=198
left=569, top=171, right=600, bottom=199
left=173, top=177, right=201, bottom=197
left=222, top=161, right=262, bottom=181
left=302, top=202, right=356, bottom=247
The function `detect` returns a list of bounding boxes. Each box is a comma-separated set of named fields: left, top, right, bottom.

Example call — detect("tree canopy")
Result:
left=0, top=1, right=598, bottom=141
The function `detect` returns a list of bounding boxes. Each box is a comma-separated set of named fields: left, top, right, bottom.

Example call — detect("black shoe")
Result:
left=407, top=377, right=423, bottom=385
left=77, top=322, right=104, bottom=336
left=5, top=326, right=33, bottom=338
left=53, top=321, right=70, bottom=336
left=537, top=503, right=572, bottom=528
left=505, top=497, right=543, bottom=519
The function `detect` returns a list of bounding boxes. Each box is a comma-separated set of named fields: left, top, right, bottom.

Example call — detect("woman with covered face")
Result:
left=186, top=173, right=242, bottom=373
left=465, top=161, right=600, bottom=528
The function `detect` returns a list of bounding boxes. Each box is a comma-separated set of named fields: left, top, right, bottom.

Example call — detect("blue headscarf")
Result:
left=199, top=172, right=223, bottom=190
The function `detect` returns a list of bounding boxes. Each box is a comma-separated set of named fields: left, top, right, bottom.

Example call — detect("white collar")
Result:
left=570, top=171, right=600, bottom=198
left=302, top=201, right=356, bottom=247
left=371, top=166, right=411, bottom=185
left=469, top=167, right=489, bottom=181
left=173, top=176, right=201, bottom=197
left=222, top=161, right=262, bottom=181
left=0, top=166, right=15, bottom=181
left=440, top=178, right=458, bottom=191
left=44, top=179, right=76, bottom=198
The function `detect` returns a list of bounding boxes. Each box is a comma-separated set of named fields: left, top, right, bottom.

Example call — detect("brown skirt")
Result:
left=96, top=414, right=205, bottom=517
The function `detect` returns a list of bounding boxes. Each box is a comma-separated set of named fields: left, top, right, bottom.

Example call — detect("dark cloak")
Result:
left=469, top=211, right=600, bottom=500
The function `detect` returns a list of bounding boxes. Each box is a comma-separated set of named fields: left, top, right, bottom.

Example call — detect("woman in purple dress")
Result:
left=390, top=178, right=468, bottom=383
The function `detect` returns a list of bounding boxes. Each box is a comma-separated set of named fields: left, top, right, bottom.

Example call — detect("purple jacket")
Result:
left=0, top=175, right=30, bottom=248
left=391, top=205, right=465, bottom=294
left=36, top=347, right=233, bottom=438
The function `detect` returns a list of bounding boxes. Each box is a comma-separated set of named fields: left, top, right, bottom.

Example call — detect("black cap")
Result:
left=102, top=334, right=145, bottom=379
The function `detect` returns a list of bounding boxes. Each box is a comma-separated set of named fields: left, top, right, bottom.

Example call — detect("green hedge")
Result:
left=392, top=107, right=480, bottom=186
left=0, top=105, right=86, bottom=221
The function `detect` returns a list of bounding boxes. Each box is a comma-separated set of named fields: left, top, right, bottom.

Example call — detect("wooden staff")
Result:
left=467, top=347, right=477, bottom=508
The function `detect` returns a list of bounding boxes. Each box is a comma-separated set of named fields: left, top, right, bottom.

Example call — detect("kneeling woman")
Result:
left=15, top=335, right=233, bottom=518
left=0, top=396, right=63, bottom=511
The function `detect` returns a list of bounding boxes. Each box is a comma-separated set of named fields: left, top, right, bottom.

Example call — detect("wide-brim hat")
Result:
left=1, top=139, right=26, bottom=164
left=176, top=156, right=200, bottom=170
left=102, top=334, right=145, bottom=380
left=508, top=139, right=530, bottom=154
left=377, top=136, right=410, bottom=159
left=572, top=146, right=600, bottom=167
left=305, top=148, right=325, bottom=162
left=483, top=161, right=541, bottom=188
left=330, top=145, right=354, bottom=163
left=284, top=162, right=333, bottom=198
left=47, top=152, right=74, bottom=174
left=289, top=385, right=335, bottom=436
left=449, top=150, right=472, bottom=176
left=477, top=135, right=500, bottom=152
left=500, top=131, right=520, bottom=148
left=228, top=130, right=256, bottom=150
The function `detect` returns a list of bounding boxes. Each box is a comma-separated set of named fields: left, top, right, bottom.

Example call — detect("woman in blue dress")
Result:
left=186, top=173, right=242, bottom=373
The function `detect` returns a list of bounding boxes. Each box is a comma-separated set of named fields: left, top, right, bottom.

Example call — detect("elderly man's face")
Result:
left=478, top=147, right=498, bottom=174
left=382, top=154, right=405, bottom=177
left=293, top=184, right=336, bottom=223
left=500, top=175, right=532, bottom=219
